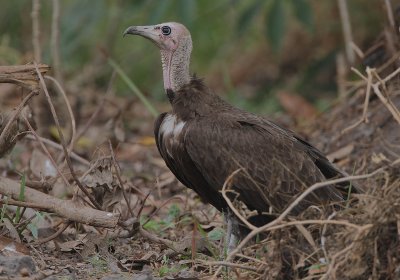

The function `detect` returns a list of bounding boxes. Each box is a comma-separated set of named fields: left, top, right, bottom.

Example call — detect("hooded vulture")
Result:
left=124, top=22, right=356, bottom=250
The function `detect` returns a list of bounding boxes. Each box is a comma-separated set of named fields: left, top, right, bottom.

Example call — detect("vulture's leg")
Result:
left=224, top=210, right=239, bottom=254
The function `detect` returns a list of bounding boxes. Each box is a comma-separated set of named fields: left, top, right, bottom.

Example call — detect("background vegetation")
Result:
left=0, top=0, right=385, bottom=113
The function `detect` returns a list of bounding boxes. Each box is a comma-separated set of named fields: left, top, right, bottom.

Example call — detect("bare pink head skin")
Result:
left=124, top=22, right=192, bottom=93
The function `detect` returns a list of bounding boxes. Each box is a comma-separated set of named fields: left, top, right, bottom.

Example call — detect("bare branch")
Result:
left=31, top=0, right=41, bottom=62
left=0, top=176, right=119, bottom=228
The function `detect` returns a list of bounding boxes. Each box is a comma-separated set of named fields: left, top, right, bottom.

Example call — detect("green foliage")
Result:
left=197, top=224, right=219, bottom=259
left=88, top=254, right=108, bottom=274
left=237, top=0, right=264, bottom=34
left=267, top=0, right=286, bottom=52
left=26, top=212, right=45, bottom=239
left=158, top=255, right=188, bottom=277
left=141, top=204, right=182, bottom=233
left=237, top=0, right=314, bottom=52
left=0, top=172, right=46, bottom=240
left=108, top=57, right=158, bottom=117
left=165, top=204, right=181, bottom=223
left=290, top=0, right=313, bottom=31
left=207, top=227, right=225, bottom=241
left=0, top=1, right=386, bottom=113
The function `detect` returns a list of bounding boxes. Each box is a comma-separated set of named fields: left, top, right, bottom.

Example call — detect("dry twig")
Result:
left=337, top=0, right=355, bottom=64
left=50, top=0, right=62, bottom=82
left=212, top=167, right=391, bottom=278
left=0, top=176, right=119, bottom=227
left=31, top=221, right=71, bottom=246
left=0, top=91, right=37, bottom=151
left=34, top=63, right=101, bottom=210
left=31, top=0, right=41, bottom=62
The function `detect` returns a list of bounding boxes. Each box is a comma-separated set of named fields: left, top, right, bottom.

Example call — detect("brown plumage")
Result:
left=124, top=22, right=356, bottom=241
left=156, top=78, right=345, bottom=215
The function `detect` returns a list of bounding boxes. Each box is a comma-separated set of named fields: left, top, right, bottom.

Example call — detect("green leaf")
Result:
left=166, top=204, right=180, bottom=221
left=237, top=0, right=265, bottom=34
left=27, top=223, right=38, bottom=239
left=290, top=0, right=313, bottom=31
left=207, top=227, right=225, bottom=241
left=266, top=0, right=286, bottom=52
left=143, top=219, right=161, bottom=232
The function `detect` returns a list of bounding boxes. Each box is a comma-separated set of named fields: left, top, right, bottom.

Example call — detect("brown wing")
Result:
left=184, top=116, right=343, bottom=214
left=154, top=113, right=227, bottom=211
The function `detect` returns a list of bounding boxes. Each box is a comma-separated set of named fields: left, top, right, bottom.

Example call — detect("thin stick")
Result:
left=197, top=260, right=260, bottom=272
left=108, top=141, right=134, bottom=217
left=384, top=0, right=395, bottom=29
left=0, top=91, right=37, bottom=146
left=139, top=227, right=179, bottom=252
left=45, top=75, right=76, bottom=156
left=337, top=0, right=355, bottom=64
left=141, top=196, right=184, bottom=227
left=341, top=67, right=373, bottom=134
left=50, top=0, right=62, bottom=82
left=347, top=66, right=400, bottom=130
left=107, top=57, right=158, bottom=117
left=25, top=134, right=90, bottom=166
left=235, top=253, right=268, bottom=265
left=22, top=116, right=70, bottom=187
left=219, top=168, right=388, bottom=275
left=371, top=83, right=400, bottom=124
left=31, top=0, right=41, bottom=62
left=221, top=168, right=257, bottom=231
left=31, top=221, right=71, bottom=246
left=34, top=63, right=101, bottom=210
left=71, top=72, right=116, bottom=150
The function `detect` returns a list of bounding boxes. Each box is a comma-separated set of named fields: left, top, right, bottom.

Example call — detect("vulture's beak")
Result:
left=123, top=25, right=160, bottom=46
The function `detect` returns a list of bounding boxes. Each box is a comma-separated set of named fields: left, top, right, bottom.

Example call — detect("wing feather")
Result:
left=184, top=116, right=343, bottom=214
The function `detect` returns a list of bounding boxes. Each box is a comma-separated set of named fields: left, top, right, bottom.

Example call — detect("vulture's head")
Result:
left=124, top=22, right=192, bottom=93
left=124, top=22, right=191, bottom=52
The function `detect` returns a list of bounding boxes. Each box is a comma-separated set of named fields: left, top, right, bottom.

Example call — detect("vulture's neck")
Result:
left=160, top=36, right=192, bottom=95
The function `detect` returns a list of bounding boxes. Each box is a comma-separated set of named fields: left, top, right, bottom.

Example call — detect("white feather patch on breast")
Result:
left=160, top=114, right=186, bottom=136
left=160, top=114, right=186, bottom=158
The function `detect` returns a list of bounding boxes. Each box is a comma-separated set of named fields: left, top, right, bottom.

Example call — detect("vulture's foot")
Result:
left=224, top=211, right=240, bottom=255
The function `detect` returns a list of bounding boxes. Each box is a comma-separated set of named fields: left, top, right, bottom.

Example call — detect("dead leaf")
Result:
left=326, top=144, right=354, bottom=162
left=82, top=157, right=114, bottom=190
left=59, top=240, right=84, bottom=252
left=3, top=218, right=21, bottom=243
left=277, top=91, right=318, bottom=120
left=0, top=236, right=30, bottom=256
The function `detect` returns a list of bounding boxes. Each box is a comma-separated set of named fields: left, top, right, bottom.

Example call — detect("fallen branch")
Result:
left=0, top=176, right=119, bottom=228
left=0, top=64, right=49, bottom=91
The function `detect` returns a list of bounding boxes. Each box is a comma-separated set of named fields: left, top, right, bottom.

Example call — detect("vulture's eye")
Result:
left=161, top=26, right=171, bottom=36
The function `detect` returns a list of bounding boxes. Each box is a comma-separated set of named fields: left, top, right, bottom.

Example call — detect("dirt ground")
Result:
left=0, top=58, right=399, bottom=280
